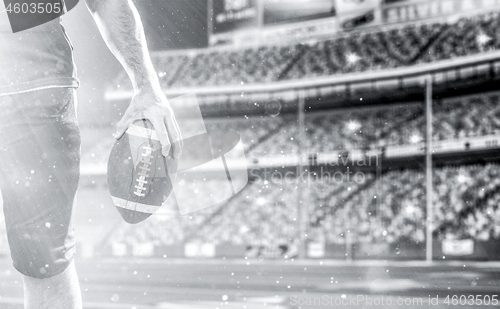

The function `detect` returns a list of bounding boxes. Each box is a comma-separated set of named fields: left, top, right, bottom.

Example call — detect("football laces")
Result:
left=134, top=145, right=154, bottom=197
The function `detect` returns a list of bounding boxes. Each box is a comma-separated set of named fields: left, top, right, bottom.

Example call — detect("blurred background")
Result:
left=2, top=0, right=500, bottom=308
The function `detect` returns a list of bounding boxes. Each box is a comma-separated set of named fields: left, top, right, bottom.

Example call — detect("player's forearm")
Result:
left=85, top=0, right=160, bottom=92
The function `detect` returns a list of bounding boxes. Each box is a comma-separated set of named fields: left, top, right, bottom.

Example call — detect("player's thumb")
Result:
left=114, top=112, right=136, bottom=139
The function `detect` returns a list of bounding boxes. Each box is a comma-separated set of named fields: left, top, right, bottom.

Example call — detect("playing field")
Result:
left=0, top=258, right=498, bottom=309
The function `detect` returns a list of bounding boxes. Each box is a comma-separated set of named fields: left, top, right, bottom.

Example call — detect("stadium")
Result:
left=2, top=0, right=500, bottom=308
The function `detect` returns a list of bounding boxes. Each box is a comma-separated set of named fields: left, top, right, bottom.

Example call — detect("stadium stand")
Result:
left=434, top=92, right=500, bottom=139
left=106, top=164, right=500, bottom=254
left=93, top=92, right=500, bottom=258
left=96, top=8, right=500, bottom=259
left=106, top=11, right=500, bottom=92
left=82, top=90, right=500, bottom=171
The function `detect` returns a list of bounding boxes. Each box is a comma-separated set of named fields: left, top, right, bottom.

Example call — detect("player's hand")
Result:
left=114, top=86, right=183, bottom=159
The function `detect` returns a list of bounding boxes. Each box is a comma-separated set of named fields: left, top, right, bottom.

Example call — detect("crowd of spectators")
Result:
left=171, top=45, right=303, bottom=88
left=87, top=88, right=500, bottom=170
left=86, top=88, right=500, bottom=169
left=305, top=164, right=500, bottom=245
left=434, top=92, right=500, bottom=139
left=106, top=11, right=500, bottom=92
left=109, top=163, right=500, bottom=251
left=301, top=91, right=500, bottom=153
left=80, top=90, right=500, bottom=170
left=284, top=22, right=445, bottom=79
left=193, top=91, right=499, bottom=160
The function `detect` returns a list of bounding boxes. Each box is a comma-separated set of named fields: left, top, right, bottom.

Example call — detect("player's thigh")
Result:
left=0, top=88, right=81, bottom=278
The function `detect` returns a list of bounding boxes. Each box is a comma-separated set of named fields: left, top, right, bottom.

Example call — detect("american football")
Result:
left=107, top=119, right=177, bottom=224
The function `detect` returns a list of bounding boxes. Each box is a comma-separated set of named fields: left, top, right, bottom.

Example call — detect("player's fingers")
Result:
left=149, top=118, right=172, bottom=157
left=165, top=114, right=183, bottom=159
